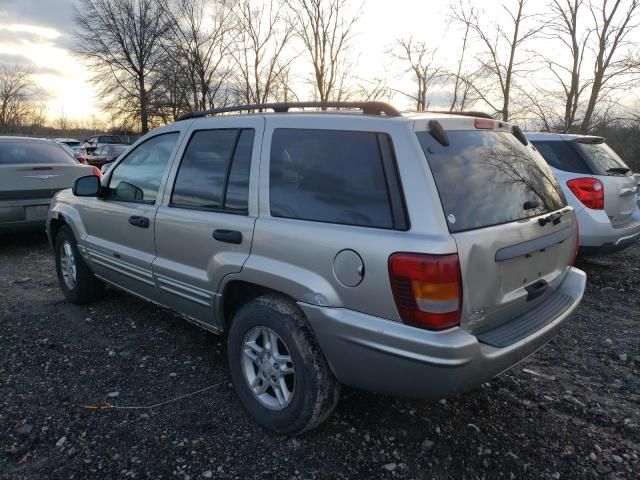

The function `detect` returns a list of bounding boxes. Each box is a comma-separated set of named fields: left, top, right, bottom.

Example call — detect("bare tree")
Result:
left=546, top=0, right=592, bottom=131
left=579, top=0, right=640, bottom=131
left=285, top=0, right=360, bottom=102
left=352, top=76, right=392, bottom=102
left=230, top=0, right=295, bottom=105
left=449, top=1, right=475, bottom=111
left=161, top=0, right=234, bottom=113
left=54, top=108, right=71, bottom=133
left=390, top=37, right=444, bottom=111
left=0, top=64, right=38, bottom=130
left=74, top=0, right=170, bottom=133
left=452, top=0, right=543, bottom=120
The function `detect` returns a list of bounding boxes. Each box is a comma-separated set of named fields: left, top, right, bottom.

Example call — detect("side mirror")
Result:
left=73, top=175, right=101, bottom=197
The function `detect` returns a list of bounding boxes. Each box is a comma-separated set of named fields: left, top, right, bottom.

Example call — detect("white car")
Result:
left=526, top=133, right=640, bottom=255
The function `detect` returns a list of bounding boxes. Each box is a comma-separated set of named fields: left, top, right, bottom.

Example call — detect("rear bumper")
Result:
left=577, top=208, right=640, bottom=255
left=0, top=199, right=51, bottom=232
left=302, top=267, right=586, bottom=399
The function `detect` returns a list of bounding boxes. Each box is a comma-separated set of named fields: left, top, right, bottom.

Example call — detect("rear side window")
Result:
left=171, top=129, right=254, bottom=213
left=576, top=142, right=632, bottom=174
left=269, top=129, right=398, bottom=229
left=531, top=140, right=592, bottom=174
left=99, top=135, right=122, bottom=144
left=417, top=130, right=566, bottom=233
left=0, top=142, right=78, bottom=165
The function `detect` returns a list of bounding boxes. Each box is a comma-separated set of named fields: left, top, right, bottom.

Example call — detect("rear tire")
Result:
left=54, top=225, right=104, bottom=304
left=227, top=294, right=340, bottom=435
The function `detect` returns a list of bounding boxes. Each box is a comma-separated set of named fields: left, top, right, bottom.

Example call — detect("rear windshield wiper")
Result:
left=606, top=167, right=631, bottom=175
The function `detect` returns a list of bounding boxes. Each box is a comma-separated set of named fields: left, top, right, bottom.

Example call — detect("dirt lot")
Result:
left=0, top=231, right=638, bottom=480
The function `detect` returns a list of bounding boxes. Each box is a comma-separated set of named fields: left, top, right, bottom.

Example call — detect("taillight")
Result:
left=91, top=166, right=103, bottom=179
left=474, top=118, right=495, bottom=129
left=566, top=178, right=604, bottom=209
left=388, top=253, right=462, bottom=330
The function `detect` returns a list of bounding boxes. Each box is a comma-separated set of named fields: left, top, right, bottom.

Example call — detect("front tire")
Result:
left=54, top=225, right=104, bottom=304
left=227, top=294, right=340, bottom=435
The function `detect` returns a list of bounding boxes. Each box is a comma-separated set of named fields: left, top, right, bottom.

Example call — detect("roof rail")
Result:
left=176, top=101, right=402, bottom=121
left=426, top=110, right=495, bottom=119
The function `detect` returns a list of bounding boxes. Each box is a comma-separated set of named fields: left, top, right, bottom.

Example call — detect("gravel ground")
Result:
left=1, top=231, right=638, bottom=480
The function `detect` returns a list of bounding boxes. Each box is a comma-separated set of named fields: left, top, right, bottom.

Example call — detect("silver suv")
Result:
left=47, top=102, right=586, bottom=434
left=526, top=133, right=640, bottom=255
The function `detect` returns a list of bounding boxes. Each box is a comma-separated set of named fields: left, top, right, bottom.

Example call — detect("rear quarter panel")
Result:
left=223, top=115, right=456, bottom=322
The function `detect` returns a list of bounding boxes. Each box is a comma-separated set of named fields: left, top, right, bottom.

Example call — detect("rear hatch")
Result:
left=416, top=121, right=577, bottom=334
left=573, top=138, right=637, bottom=226
left=0, top=140, right=92, bottom=202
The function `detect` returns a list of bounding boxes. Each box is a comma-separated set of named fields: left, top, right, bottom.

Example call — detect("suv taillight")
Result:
left=388, top=253, right=462, bottom=330
left=566, top=178, right=604, bottom=209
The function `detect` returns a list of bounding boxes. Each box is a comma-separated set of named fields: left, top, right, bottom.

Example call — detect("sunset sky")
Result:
left=1, top=0, right=638, bottom=122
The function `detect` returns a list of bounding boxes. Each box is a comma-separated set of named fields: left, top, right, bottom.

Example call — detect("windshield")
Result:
left=416, top=130, right=566, bottom=233
left=576, top=142, right=632, bottom=175
left=0, top=142, right=78, bottom=165
left=110, top=145, right=128, bottom=154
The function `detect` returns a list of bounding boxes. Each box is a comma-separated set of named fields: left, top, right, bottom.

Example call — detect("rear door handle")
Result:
left=213, top=229, right=242, bottom=244
left=128, top=215, right=149, bottom=228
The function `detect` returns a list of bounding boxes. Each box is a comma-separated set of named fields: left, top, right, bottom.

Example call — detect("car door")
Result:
left=77, top=130, right=183, bottom=303
left=153, top=116, right=264, bottom=329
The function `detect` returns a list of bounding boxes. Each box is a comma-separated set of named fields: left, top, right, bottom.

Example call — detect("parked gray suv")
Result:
left=47, top=102, right=586, bottom=434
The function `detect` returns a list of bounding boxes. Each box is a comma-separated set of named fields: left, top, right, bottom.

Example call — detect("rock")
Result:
left=421, top=439, right=434, bottom=451
left=202, top=471, right=213, bottom=478
left=605, top=339, right=613, bottom=345
left=16, top=423, right=33, bottom=436
left=169, top=372, right=177, bottom=377
left=589, top=452, right=597, bottom=462
left=56, top=436, right=67, bottom=448
left=612, top=455, right=623, bottom=463
left=107, top=391, right=120, bottom=398
left=618, top=354, right=628, bottom=362
left=383, top=463, right=396, bottom=472
left=364, top=433, right=371, bottom=442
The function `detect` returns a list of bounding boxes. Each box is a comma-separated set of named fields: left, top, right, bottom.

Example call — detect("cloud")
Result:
left=0, top=52, right=62, bottom=75
left=0, top=0, right=75, bottom=33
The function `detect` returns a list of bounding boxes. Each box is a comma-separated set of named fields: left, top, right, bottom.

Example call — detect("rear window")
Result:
left=98, top=135, right=122, bottom=144
left=576, top=142, right=632, bottom=174
left=269, top=129, right=394, bottom=229
left=531, top=140, right=592, bottom=174
left=417, top=130, right=566, bottom=233
left=0, top=142, right=78, bottom=165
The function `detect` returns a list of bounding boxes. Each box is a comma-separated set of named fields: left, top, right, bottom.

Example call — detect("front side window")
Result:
left=108, top=132, right=179, bottom=203
left=171, top=128, right=254, bottom=213
left=269, top=129, right=394, bottom=229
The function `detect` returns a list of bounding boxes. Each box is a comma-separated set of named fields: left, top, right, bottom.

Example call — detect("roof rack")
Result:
left=176, top=101, right=402, bottom=121
left=425, top=110, right=495, bottom=119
